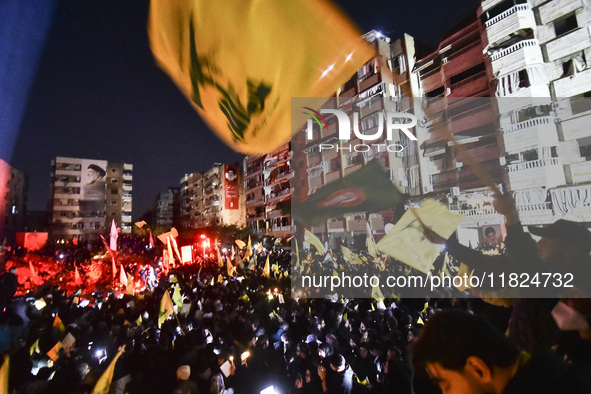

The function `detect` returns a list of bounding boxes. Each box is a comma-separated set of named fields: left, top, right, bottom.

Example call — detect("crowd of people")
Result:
left=0, top=194, right=590, bottom=393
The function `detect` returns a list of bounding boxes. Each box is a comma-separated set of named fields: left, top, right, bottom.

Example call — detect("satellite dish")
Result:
left=384, top=223, right=395, bottom=234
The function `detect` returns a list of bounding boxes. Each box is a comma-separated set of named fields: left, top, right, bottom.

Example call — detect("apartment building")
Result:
left=480, top=0, right=591, bottom=229
left=292, top=31, right=407, bottom=248
left=0, top=159, right=26, bottom=243
left=49, top=157, right=133, bottom=242
left=154, top=187, right=180, bottom=229
left=179, top=163, right=246, bottom=230
left=180, top=172, right=205, bottom=229
left=244, top=142, right=292, bottom=240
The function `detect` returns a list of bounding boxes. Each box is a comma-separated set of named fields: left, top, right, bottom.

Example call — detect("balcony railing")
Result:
left=449, top=102, right=492, bottom=123
left=485, top=4, right=528, bottom=28
left=507, top=158, right=560, bottom=172
left=449, top=71, right=487, bottom=91
left=503, top=116, right=552, bottom=134
left=491, top=39, right=538, bottom=61
left=420, top=66, right=441, bottom=81
left=442, top=40, right=481, bottom=63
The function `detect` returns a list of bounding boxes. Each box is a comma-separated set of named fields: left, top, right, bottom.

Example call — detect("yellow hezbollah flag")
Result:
left=30, top=339, right=40, bottom=357
left=371, top=282, right=384, bottom=302
left=0, top=355, right=8, bottom=394
left=91, top=345, right=126, bottom=394
left=217, top=245, right=224, bottom=268
left=244, top=236, right=252, bottom=261
left=304, top=229, right=325, bottom=255
left=376, top=199, right=463, bottom=274
left=340, top=245, right=363, bottom=266
left=366, top=222, right=378, bottom=259
left=172, top=284, right=183, bottom=308
left=148, top=0, right=373, bottom=154
left=262, top=255, right=270, bottom=278
left=158, top=291, right=175, bottom=328
left=235, top=239, right=246, bottom=249
left=227, top=256, right=235, bottom=277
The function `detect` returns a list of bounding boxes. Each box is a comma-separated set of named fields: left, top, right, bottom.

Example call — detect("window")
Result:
left=111, top=211, right=117, bottom=216
left=110, top=200, right=118, bottom=205
left=111, top=179, right=118, bottom=183
left=111, top=189, right=118, bottom=195
left=554, top=14, right=578, bottom=37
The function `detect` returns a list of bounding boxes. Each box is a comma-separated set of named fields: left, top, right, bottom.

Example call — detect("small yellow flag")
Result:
left=172, top=284, right=183, bottom=308
left=227, top=256, right=235, bottom=277
left=235, top=239, right=246, bottom=249
left=262, top=256, right=270, bottom=278
left=91, top=345, right=126, bottom=394
left=30, top=339, right=40, bottom=357
left=417, top=316, right=425, bottom=325
left=0, top=355, right=8, bottom=394
left=371, top=282, right=385, bottom=302
left=47, top=341, right=62, bottom=362
left=340, top=245, right=363, bottom=266
left=217, top=245, right=224, bottom=268
left=304, top=229, right=325, bottom=255
left=158, top=291, right=175, bottom=328
left=53, top=315, right=65, bottom=335
left=244, top=236, right=252, bottom=261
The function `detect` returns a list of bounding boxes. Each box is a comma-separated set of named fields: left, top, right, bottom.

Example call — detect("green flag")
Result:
left=294, top=160, right=406, bottom=226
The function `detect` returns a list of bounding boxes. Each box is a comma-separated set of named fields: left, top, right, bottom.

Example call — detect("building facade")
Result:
left=154, top=187, right=180, bottom=229
left=244, top=142, right=292, bottom=239
left=179, top=163, right=246, bottom=230
left=49, top=157, right=133, bottom=242
left=0, top=159, right=27, bottom=243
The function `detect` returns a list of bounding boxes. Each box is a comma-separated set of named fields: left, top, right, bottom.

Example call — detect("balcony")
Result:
left=448, top=71, right=488, bottom=97
left=547, top=27, right=591, bottom=62
left=490, top=39, right=542, bottom=75
left=502, top=116, right=558, bottom=153
left=539, top=0, right=583, bottom=25
left=553, top=68, right=591, bottom=98
left=507, top=158, right=565, bottom=190
left=327, top=218, right=345, bottom=233
left=569, top=160, right=591, bottom=184
left=449, top=204, right=505, bottom=227
left=123, top=173, right=133, bottom=181
left=484, top=5, right=536, bottom=47
left=448, top=102, right=494, bottom=132
left=515, top=202, right=555, bottom=225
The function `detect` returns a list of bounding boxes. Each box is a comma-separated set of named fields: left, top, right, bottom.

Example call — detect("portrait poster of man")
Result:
left=80, top=159, right=107, bottom=216
left=224, top=165, right=239, bottom=210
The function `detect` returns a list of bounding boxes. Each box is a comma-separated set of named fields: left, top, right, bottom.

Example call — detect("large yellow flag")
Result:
left=148, top=0, right=373, bottom=154
left=304, top=229, right=325, bottom=255
left=158, top=291, right=175, bottom=328
left=376, top=199, right=463, bottom=274
left=235, top=239, right=246, bottom=249
left=91, top=345, right=126, bottom=394
left=0, top=355, right=7, bottom=394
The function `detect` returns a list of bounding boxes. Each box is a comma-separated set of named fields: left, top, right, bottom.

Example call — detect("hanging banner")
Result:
left=224, top=165, right=239, bottom=209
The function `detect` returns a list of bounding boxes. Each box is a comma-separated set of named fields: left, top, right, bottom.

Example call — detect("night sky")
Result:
left=7, top=0, right=479, bottom=219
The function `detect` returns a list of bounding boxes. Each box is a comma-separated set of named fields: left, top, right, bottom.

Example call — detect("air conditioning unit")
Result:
left=450, top=186, right=461, bottom=196
left=424, top=185, right=434, bottom=193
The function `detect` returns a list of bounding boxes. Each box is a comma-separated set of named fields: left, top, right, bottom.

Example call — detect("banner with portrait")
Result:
left=224, top=165, right=239, bottom=210
left=80, top=159, right=107, bottom=216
